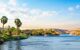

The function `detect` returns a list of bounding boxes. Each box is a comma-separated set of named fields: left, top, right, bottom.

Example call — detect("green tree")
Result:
left=14, top=18, right=22, bottom=35
left=1, top=16, right=8, bottom=30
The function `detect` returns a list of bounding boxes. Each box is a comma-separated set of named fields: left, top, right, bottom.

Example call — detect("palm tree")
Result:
left=15, top=18, right=22, bottom=50
left=14, top=18, right=22, bottom=35
left=1, top=16, right=8, bottom=30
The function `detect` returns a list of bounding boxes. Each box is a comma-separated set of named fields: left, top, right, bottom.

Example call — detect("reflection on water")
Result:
left=0, top=45, right=3, bottom=50
left=16, top=40, right=21, bottom=50
left=8, top=41, right=13, bottom=50
left=0, top=34, right=80, bottom=50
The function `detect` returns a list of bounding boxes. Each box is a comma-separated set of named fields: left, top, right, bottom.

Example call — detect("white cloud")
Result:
left=68, top=7, right=74, bottom=11
left=68, top=5, right=80, bottom=16
left=29, top=9, right=57, bottom=17
left=68, top=5, right=80, bottom=11
left=8, top=0, right=17, bottom=6
left=41, top=11, right=57, bottom=17
left=76, top=5, right=80, bottom=9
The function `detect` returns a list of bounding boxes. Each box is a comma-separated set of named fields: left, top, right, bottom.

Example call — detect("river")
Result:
left=0, top=34, right=80, bottom=50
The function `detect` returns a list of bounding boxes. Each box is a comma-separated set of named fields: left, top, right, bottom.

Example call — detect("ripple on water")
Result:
left=20, top=41, right=50, bottom=46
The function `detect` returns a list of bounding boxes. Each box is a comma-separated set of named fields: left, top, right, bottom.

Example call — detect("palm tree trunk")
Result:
left=2, top=24, right=4, bottom=30
left=17, top=27, right=20, bottom=40
left=17, top=27, right=19, bottom=35
left=2, top=24, right=4, bottom=34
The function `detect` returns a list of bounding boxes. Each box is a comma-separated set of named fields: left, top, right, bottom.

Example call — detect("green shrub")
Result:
left=19, top=33, right=28, bottom=39
left=2, top=34, right=10, bottom=41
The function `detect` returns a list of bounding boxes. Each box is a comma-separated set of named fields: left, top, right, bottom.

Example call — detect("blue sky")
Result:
left=0, top=0, right=80, bottom=29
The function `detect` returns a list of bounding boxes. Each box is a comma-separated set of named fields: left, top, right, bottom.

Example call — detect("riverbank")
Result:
left=0, top=35, right=29, bottom=45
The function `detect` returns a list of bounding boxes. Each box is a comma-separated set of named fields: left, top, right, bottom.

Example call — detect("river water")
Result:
left=1, top=34, right=80, bottom=50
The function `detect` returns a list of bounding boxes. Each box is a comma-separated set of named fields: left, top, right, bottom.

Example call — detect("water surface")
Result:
left=1, top=34, right=80, bottom=50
